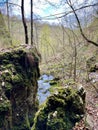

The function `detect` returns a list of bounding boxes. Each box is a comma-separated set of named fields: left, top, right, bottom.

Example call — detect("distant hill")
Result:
left=0, top=12, right=98, bottom=64
left=0, top=11, right=11, bottom=48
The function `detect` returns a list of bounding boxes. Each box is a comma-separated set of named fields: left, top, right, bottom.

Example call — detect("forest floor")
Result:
left=73, top=80, right=98, bottom=130
left=40, top=64, right=98, bottom=130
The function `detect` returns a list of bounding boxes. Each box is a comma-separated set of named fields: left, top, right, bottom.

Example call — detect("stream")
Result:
left=38, top=74, right=54, bottom=104
left=37, top=72, right=98, bottom=104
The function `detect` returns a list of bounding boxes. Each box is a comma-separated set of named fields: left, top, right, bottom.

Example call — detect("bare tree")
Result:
left=21, top=0, right=28, bottom=44
left=31, top=0, right=33, bottom=45
left=66, top=0, right=98, bottom=47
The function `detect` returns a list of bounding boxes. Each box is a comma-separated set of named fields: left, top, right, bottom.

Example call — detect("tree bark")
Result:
left=21, top=0, right=28, bottom=44
left=6, top=0, right=12, bottom=45
left=31, top=0, right=33, bottom=45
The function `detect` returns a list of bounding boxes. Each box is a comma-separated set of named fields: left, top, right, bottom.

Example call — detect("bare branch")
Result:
left=0, top=2, right=21, bottom=7
left=34, top=3, right=98, bottom=20
left=66, top=0, right=98, bottom=47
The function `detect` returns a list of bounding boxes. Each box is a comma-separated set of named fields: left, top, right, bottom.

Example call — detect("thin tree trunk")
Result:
left=6, top=1, right=10, bottom=33
left=35, top=23, right=39, bottom=49
left=73, top=43, right=77, bottom=82
left=21, top=0, right=28, bottom=44
left=31, top=0, right=33, bottom=45
left=6, top=1, right=12, bottom=45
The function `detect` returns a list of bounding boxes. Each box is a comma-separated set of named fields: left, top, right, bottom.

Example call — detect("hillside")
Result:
left=0, top=13, right=98, bottom=76
left=0, top=11, right=11, bottom=48
left=0, top=9, right=98, bottom=130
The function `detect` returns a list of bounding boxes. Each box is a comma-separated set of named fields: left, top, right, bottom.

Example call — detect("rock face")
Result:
left=0, top=47, right=40, bottom=130
left=32, top=87, right=86, bottom=130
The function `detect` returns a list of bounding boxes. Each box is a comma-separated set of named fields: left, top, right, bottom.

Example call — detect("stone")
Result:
left=32, top=87, right=86, bottom=130
left=0, top=46, right=41, bottom=130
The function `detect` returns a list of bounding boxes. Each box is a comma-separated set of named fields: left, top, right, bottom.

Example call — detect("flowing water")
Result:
left=38, top=74, right=54, bottom=104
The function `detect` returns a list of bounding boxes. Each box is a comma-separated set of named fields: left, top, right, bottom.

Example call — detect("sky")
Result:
left=0, top=0, right=97, bottom=24
left=10, top=0, right=64, bottom=18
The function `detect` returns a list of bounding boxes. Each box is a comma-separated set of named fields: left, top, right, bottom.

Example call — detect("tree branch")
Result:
left=34, top=3, right=98, bottom=20
left=66, top=0, right=98, bottom=47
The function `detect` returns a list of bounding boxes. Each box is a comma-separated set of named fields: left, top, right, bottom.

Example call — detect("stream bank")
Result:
left=0, top=46, right=87, bottom=130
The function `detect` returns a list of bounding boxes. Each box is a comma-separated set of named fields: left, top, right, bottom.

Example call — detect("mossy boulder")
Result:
left=86, top=51, right=98, bottom=72
left=0, top=46, right=41, bottom=130
left=32, top=87, right=86, bottom=130
left=86, top=56, right=96, bottom=72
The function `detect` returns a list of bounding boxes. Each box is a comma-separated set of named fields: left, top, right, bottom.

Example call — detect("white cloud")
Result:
left=2, top=0, right=95, bottom=24
left=8, top=0, right=30, bottom=17
left=24, top=0, right=30, bottom=16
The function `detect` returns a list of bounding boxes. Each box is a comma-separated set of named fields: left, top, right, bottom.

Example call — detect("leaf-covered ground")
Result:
left=73, top=80, right=98, bottom=130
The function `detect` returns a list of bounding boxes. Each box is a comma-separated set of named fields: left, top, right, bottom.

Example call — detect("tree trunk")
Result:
left=6, top=0, right=12, bottom=45
left=21, top=0, right=28, bottom=44
left=31, top=0, right=33, bottom=45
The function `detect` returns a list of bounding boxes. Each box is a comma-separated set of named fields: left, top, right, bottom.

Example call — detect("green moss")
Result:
left=15, top=65, right=23, bottom=73
left=3, top=52, right=11, bottom=60
left=49, top=80, right=61, bottom=93
left=49, top=80, right=57, bottom=85
left=46, top=108, right=74, bottom=130
left=47, top=96, right=66, bottom=109
left=0, top=99, right=11, bottom=112
left=12, top=125, right=30, bottom=130
left=5, top=82, right=12, bottom=90
left=32, top=87, right=85, bottom=130
left=6, top=64, right=14, bottom=69
left=63, top=79, right=75, bottom=85
left=12, top=54, right=20, bottom=59
left=5, top=82, right=12, bottom=98
left=86, top=56, right=97, bottom=72
left=32, top=110, right=48, bottom=130
left=47, top=118, right=66, bottom=130
left=12, top=74, right=23, bottom=85
left=2, top=59, right=9, bottom=64
left=1, top=70, right=12, bottom=82
left=0, top=47, right=40, bottom=130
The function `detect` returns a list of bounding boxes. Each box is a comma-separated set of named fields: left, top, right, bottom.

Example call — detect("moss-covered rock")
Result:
left=86, top=50, right=98, bottom=72
left=32, top=87, right=86, bottom=130
left=86, top=56, right=96, bottom=72
left=0, top=46, right=41, bottom=130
